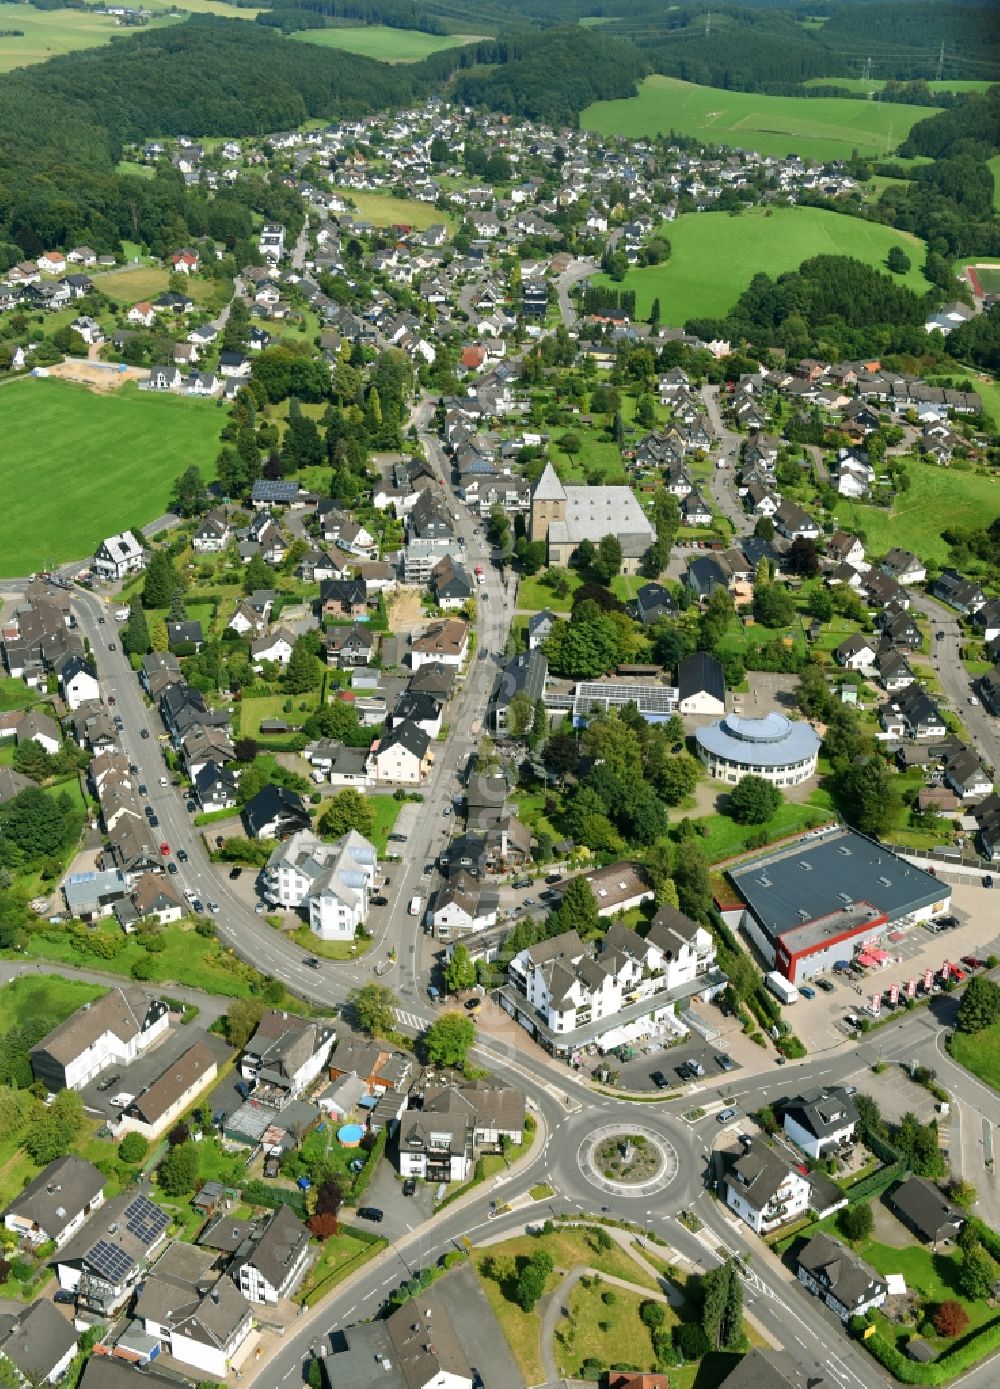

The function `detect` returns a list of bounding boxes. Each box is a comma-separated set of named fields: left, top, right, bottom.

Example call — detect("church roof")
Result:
left=533, top=462, right=567, bottom=502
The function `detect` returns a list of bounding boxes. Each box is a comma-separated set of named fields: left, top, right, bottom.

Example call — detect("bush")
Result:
left=674, top=1322, right=711, bottom=1359
left=838, top=1202, right=874, bottom=1242
left=933, top=1301, right=969, bottom=1338
left=118, top=1132, right=149, bottom=1165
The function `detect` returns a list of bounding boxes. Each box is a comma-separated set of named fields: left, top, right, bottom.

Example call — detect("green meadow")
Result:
left=582, top=74, right=939, bottom=160
left=0, top=380, right=220, bottom=577
left=591, top=205, right=929, bottom=325
left=291, top=25, right=482, bottom=62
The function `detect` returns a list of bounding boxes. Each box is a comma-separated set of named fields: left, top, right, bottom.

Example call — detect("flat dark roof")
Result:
left=729, top=827, right=946, bottom=943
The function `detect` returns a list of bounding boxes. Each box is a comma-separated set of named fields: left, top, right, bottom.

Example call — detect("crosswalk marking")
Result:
left=395, top=1009, right=425, bottom=1031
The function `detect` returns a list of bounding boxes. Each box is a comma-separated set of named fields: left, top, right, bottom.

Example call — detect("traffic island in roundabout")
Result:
left=579, top=1124, right=679, bottom=1198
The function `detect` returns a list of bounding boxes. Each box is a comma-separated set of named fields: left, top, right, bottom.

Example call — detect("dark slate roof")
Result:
left=782, top=1087, right=858, bottom=1140
left=242, top=783, right=309, bottom=836
left=678, top=651, right=725, bottom=703
left=251, top=480, right=299, bottom=504
left=889, top=1175, right=964, bottom=1242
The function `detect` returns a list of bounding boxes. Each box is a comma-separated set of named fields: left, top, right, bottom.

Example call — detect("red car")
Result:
left=159, top=842, right=170, bottom=856
left=961, top=956, right=982, bottom=970
left=951, top=966, right=967, bottom=983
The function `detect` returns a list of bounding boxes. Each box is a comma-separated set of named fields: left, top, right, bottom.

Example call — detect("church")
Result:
left=529, top=462, right=656, bottom=574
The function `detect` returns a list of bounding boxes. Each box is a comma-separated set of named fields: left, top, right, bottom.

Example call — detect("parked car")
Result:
left=138, top=783, right=146, bottom=795
left=388, top=833, right=407, bottom=843
left=717, top=1107, right=738, bottom=1123
left=148, top=815, right=159, bottom=828
left=512, top=877, right=532, bottom=889
left=206, top=900, right=220, bottom=914
left=371, top=895, right=388, bottom=907
left=229, top=867, right=241, bottom=880
left=186, top=800, right=197, bottom=813
left=816, top=978, right=834, bottom=992
left=716, top=1054, right=736, bottom=1072
left=235, top=1082, right=251, bottom=1100
left=107, top=642, right=116, bottom=652
left=800, top=985, right=816, bottom=999
left=402, top=1179, right=416, bottom=1197
left=650, top=1070, right=668, bottom=1089
left=159, top=842, right=170, bottom=856
left=167, top=862, right=178, bottom=875
left=357, top=1207, right=384, bottom=1223
left=96, top=1074, right=120, bottom=1093
left=545, top=873, right=562, bottom=885
left=192, top=899, right=203, bottom=914
left=465, top=998, right=481, bottom=1011
left=140, top=728, right=150, bottom=739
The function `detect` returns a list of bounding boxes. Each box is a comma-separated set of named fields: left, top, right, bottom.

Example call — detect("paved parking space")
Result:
left=81, top=1022, right=230, bottom=1119
left=843, top=1062, right=941, bottom=1126
left=359, top=1150, right=438, bottom=1239
left=592, top=1038, right=740, bottom=1093
left=435, top=1260, right=526, bottom=1389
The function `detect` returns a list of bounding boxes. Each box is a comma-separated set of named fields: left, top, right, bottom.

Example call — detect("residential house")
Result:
left=677, top=651, right=726, bottom=715
left=260, top=828, right=376, bottom=941
left=325, top=624, right=374, bottom=669
left=880, top=548, right=926, bottom=585
left=0, top=1300, right=78, bottom=1384
left=3, top=1156, right=105, bottom=1249
left=192, top=510, right=232, bottom=553
left=889, top=1175, right=964, bottom=1247
left=233, top=1205, right=311, bottom=1304
left=194, top=761, right=239, bottom=812
left=123, top=871, right=186, bottom=926
left=92, top=530, right=145, bottom=580
left=16, top=708, right=61, bottom=754
left=835, top=633, right=878, bottom=672
left=431, top=555, right=473, bottom=610
left=55, top=1187, right=170, bottom=1314
left=943, top=747, right=992, bottom=802
left=117, top=1041, right=219, bottom=1140
left=324, top=1298, right=472, bottom=1389
left=140, top=651, right=182, bottom=698
left=30, top=988, right=169, bottom=1092
left=167, top=620, right=204, bottom=651
left=782, top=1087, right=858, bottom=1159
left=410, top=618, right=469, bottom=670
left=930, top=568, right=985, bottom=614
left=489, top=649, right=548, bottom=736
left=826, top=531, right=866, bottom=571
left=58, top=653, right=100, bottom=710
left=882, top=684, right=946, bottom=740
left=796, top=1233, right=888, bottom=1322
left=398, top=1082, right=524, bottom=1183
left=391, top=690, right=443, bottom=740
left=716, top=1348, right=818, bottom=1389
left=634, top=584, right=675, bottom=625
left=684, top=554, right=732, bottom=601
left=725, top=1143, right=812, bottom=1234
left=132, top=1247, right=253, bottom=1379
left=681, top=491, right=712, bottom=527
left=980, top=664, right=1000, bottom=716
left=774, top=500, right=821, bottom=542
left=251, top=627, right=296, bottom=669
left=240, top=1008, right=336, bottom=1099
left=370, top=720, right=430, bottom=784
left=242, top=784, right=311, bottom=840
left=527, top=608, right=557, bottom=650
left=320, top=578, right=367, bottom=618
left=430, top=870, right=499, bottom=940
left=875, top=649, right=914, bottom=692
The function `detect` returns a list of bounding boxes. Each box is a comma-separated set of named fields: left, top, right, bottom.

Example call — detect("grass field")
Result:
left=291, top=25, right=482, bottom=62
left=23, top=921, right=257, bottom=996
left=346, top=192, right=452, bottom=231
left=834, top=459, right=1000, bottom=565
left=973, top=266, right=1000, bottom=294
left=0, top=974, right=105, bottom=1037
left=0, top=380, right=220, bottom=578
left=949, top=1024, right=1000, bottom=1092
left=581, top=75, right=938, bottom=160
left=92, top=266, right=169, bottom=303
left=591, top=206, right=929, bottom=325
left=991, top=157, right=1000, bottom=211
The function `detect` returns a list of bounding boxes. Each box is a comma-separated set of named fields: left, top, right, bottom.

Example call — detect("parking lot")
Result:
left=782, top=877, right=1000, bottom=1053
left=80, top=1020, right=230, bottom=1120
left=588, top=1036, right=741, bottom=1093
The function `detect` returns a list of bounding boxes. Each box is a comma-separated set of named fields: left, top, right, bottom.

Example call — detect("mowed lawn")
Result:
left=0, top=380, right=220, bottom=577
left=582, top=75, right=938, bottom=161
left=291, top=25, right=482, bottom=62
left=0, top=3, right=162, bottom=71
left=591, top=206, right=929, bottom=324
left=346, top=192, right=452, bottom=231
left=0, top=975, right=105, bottom=1038
left=949, top=1024, right=1000, bottom=1093
left=834, top=460, right=1000, bottom=565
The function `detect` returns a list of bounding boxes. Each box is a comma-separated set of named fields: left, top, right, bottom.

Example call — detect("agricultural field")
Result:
left=92, top=266, right=170, bottom=303
left=591, top=206, right=929, bottom=325
left=0, top=975, right=106, bottom=1041
left=991, top=156, right=1000, bottom=211
left=0, top=380, right=221, bottom=578
left=345, top=192, right=452, bottom=231
left=291, top=25, right=482, bottom=62
left=834, top=459, right=1000, bottom=566
left=0, top=3, right=154, bottom=71
left=581, top=75, right=939, bottom=161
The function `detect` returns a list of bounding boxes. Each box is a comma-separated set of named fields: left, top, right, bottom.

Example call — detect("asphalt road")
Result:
left=913, top=588, right=1000, bottom=775
left=701, top=385, right=751, bottom=535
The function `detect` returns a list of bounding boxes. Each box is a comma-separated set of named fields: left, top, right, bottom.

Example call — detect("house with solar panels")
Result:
left=55, top=1189, right=169, bottom=1315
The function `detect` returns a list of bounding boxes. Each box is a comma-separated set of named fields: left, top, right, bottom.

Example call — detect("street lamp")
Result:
left=645, top=1209, right=652, bottom=1240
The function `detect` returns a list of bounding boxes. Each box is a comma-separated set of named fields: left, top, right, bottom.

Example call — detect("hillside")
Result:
left=591, top=207, right=930, bottom=325
left=581, top=75, right=940, bottom=161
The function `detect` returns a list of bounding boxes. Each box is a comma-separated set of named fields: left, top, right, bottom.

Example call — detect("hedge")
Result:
left=967, top=1216, right=1000, bottom=1265
left=240, top=1181, right=307, bottom=1221
left=845, top=1159, right=907, bottom=1206
left=350, top=1127, right=387, bottom=1203
left=862, top=1317, right=1000, bottom=1384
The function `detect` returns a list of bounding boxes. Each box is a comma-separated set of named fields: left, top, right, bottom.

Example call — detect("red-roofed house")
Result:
left=171, top=250, right=200, bottom=274
left=461, top=345, right=487, bottom=371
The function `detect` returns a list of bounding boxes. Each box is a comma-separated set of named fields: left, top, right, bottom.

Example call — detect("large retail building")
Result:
left=726, top=827, right=950, bottom=983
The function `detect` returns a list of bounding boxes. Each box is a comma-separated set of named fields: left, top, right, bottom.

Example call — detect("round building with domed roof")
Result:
left=695, top=711, right=820, bottom=787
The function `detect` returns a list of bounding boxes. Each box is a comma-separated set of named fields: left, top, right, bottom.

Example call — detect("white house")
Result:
left=58, top=654, right=100, bottom=710
left=725, top=1144, right=812, bottom=1234
left=260, top=828, right=377, bottom=941
left=370, top=720, right=430, bottom=785
left=29, top=987, right=170, bottom=1092
left=782, top=1087, right=858, bottom=1159
left=835, top=633, right=878, bottom=672
left=431, top=870, right=498, bottom=940
left=235, top=1205, right=311, bottom=1304
left=398, top=1083, right=524, bottom=1184
left=251, top=627, right=295, bottom=669
left=3, top=1156, right=105, bottom=1249
left=136, top=1269, right=253, bottom=1379
left=117, top=1040, right=218, bottom=1141
left=0, top=1299, right=78, bottom=1384
left=93, top=530, right=145, bottom=580
left=797, top=1233, right=887, bottom=1322
left=409, top=618, right=469, bottom=670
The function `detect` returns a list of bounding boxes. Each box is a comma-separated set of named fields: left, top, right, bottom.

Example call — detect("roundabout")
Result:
left=578, top=1123, right=680, bottom=1199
